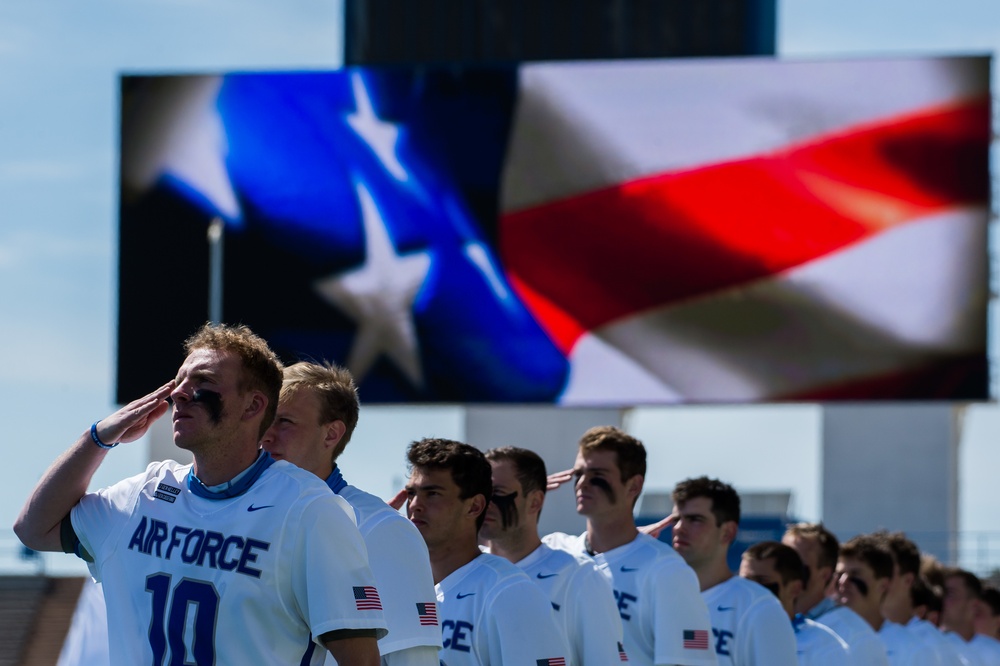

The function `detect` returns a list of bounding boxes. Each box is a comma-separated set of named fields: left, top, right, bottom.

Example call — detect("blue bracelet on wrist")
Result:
left=90, top=422, right=118, bottom=450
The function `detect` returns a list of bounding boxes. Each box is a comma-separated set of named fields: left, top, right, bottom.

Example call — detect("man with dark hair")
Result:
left=971, top=586, right=1000, bottom=660
left=670, top=477, right=797, bottom=665
left=480, top=446, right=625, bottom=665
left=941, top=567, right=988, bottom=664
left=544, top=426, right=716, bottom=666
left=836, top=534, right=935, bottom=666
left=404, top=438, right=567, bottom=666
left=817, top=535, right=891, bottom=665
left=738, top=541, right=850, bottom=665
left=910, top=575, right=944, bottom=627
left=875, top=531, right=962, bottom=665
left=261, top=361, right=441, bottom=665
left=780, top=524, right=888, bottom=664
left=15, top=323, right=386, bottom=665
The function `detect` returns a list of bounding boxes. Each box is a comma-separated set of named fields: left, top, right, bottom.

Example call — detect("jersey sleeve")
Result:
left=363, top=513, right=442, bottom=655
left=484, top=578, right=570, bottom=665
left=739, top=596, right=797, bottom=666
left=70, top=464, right=158, bottom=581
left=291, top=493, right=388, bottom=641
left=649, top=561, right=717, bottom=666
left=568, top=561, right=626, bottom=666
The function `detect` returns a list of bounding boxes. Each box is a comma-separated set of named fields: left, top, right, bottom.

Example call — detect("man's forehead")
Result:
left=278, top=386, right=322, bottom=415
left=742, top=557, right=778, bottom=578
left=409, top=466, right=457, bottom=487
left=489, top=459, right=521, bottom=489
left=574, top=449, right=619, bottom=471
left=837, top=555, right=869, bottom=573
left=181, top=347, right=234, bottom=372
left=675, top=496, right=714, bottom=515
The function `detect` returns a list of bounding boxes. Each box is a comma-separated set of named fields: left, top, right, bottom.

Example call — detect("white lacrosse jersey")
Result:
left=878, top=620, right=939, bottom=666
left=970, top=634, right=1000, bottom=663
left=945, top=632, right=989, bottom=666
left=791, top=615, right=850, bottom=666
left=515, top=543, right=626, bottom=665
left=435, top=553, right=569, bottom=666
left=71, top=458, right=387, bottom=665
left=819, top=607, right=889, bottom=666
left=544, top=531, right=717, bottom=666
left=325, top=476, right=441, bottom=665
left=906, top=617, right=963, bottom=666
left=703, top=576, right=797, bottom=666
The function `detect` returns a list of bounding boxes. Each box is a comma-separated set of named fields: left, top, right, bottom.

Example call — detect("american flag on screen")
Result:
left=120, top=56, right=989, bottom=404
left=416, top=602, right=438, bottom=626
left=501, top=57, right=990, bottom=404
left=353, top=586, right=382, bottom=611
left=683, top=629, right=710, bottom=650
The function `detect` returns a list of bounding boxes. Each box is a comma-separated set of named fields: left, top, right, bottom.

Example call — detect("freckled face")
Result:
left=170, top=349, right=244, bottom=452
left=260, top=388, right=333, bottom=478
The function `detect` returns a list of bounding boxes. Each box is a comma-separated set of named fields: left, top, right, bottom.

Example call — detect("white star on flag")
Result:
left=314, top=182, right=431, bottom=387
left=347, top=72, right=409, bottom=181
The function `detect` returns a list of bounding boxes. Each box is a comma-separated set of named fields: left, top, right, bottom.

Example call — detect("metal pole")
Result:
left=207, top=217, right=224, bottom=324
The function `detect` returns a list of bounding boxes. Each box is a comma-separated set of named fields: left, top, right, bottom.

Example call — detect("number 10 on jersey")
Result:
left=146, top=573, right=219, bottom=665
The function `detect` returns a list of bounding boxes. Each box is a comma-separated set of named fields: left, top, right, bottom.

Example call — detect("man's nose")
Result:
left=169, top=381, right=192, bottom=404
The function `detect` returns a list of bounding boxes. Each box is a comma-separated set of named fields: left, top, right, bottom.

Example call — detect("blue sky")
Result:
left=1, top=0, right=998, bottom=572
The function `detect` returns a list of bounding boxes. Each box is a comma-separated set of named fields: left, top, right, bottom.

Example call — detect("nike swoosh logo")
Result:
left=620, top=565, right=639, bottom=572
left=247, top=504, right=274, bottom=512
left=457, top=592, right=475, bottom=599
left=536, top=572, right=558, bottom=579
left=717, top=605, right=735, bottom=611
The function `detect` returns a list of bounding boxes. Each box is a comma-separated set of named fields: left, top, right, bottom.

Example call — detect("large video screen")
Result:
left=118, top=56, right=991, bottom=405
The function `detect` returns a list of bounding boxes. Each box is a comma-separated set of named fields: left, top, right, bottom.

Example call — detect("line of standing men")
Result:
left=21, top=324, right=998, bottom=665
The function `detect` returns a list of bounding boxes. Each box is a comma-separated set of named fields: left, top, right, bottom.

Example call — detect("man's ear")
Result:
left=721, top=520, right=739, bottom=546
left=819, top=565, right=836, bottom=593
left=626, top=474, right=644, bottom=502
left=468, top=494, right=487, bottom=522
left=244, top=392, right=266, bottom=420
left=323, top=420, right=347, bottom=454
left=527, top=489, right=545, bottom=519
left=875, top=577, right=891, bottom=601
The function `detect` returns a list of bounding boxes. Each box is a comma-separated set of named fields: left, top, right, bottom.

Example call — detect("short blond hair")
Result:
left=184, top=323, right=283, bottom=436
left=281, top=361, right=360, bottom=462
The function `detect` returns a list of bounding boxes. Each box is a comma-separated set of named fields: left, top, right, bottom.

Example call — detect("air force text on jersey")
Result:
left=126, top=515, right=269, bottom=578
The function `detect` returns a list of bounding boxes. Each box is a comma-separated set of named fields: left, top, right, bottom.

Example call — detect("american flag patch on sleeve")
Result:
left=416, top=602, right=438, bottom=626
left=353, top=586, right=382, bottom=611
left=536, top=659, right=566, bottom=666
left=683, top=629, right=709, bottom=650
left=618, top=641, right=629, bottom=661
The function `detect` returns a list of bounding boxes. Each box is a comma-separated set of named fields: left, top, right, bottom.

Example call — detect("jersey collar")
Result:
left=187, top=450, right=276, bottom=500
left=326, top=464, right=348, bottom=494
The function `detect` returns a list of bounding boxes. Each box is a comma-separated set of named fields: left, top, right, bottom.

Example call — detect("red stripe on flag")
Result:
left=501, top=99, right=989, bottom=351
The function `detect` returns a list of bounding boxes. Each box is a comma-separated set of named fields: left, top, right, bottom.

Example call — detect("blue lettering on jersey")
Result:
left=126, top=516, right=270, bottom=578
left=614, top=590, right=638, bottom=621
left=713, top=628, right=733, bottom=656
left=441, top=620, right=474, bottom=652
